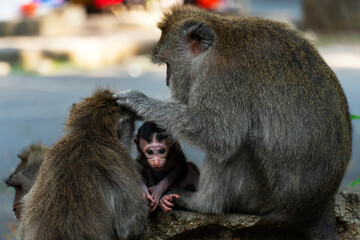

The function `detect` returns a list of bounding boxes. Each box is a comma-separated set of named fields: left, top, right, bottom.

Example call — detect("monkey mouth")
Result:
left=166, top=63, right=171, bottom=86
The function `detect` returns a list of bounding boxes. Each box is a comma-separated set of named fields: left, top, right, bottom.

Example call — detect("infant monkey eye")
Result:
left=159, top=149, right=166, bottom=155
left=146, top=150, right=154, bottom=155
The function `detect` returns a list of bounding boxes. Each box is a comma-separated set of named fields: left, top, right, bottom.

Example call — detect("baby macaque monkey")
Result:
left=135, top=122, right=199, bottom=212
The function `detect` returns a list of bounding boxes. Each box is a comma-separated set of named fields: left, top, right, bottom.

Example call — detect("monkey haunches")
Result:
left=16, top=88, right=149, bottom=240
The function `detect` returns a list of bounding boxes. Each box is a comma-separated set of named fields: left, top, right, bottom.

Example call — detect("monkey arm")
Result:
left=148, top=163, right=185, bottom=211
left=114, top=90, right=242, bottom=161
left=140, top=181, right=154, bottom=204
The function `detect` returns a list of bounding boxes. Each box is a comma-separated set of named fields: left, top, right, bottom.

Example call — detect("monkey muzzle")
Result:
left=166, top=63, right=171, bottom=86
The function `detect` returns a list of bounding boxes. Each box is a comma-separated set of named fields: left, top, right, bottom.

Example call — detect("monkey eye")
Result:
left=146, top=150, right=154, bottom=155
left=159, top=149, right=166, bottom=155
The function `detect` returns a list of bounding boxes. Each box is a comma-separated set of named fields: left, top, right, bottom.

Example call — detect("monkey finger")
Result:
left=160, top=204, right=172, bottom=213
left=159, top=200, right=173, bottom=212
left=113, top=90, right=131, bottom=100
left=115, top=99, right=129, bottom=108
left=145, top=194, right=154, bottom=204
left=161, top=198, right=174, bottom=207
left=150, top=202, right=159, bottom=212
left=166, top=194, right=180, bottom=200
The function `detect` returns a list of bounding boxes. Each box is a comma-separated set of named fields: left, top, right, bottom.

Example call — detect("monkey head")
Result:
left=138, top=135, right=171, bottom=170
left=67, top=89, right=120, bottom=133
left=68, top=88, right=135, bottom=138
left=4, top=144, right=48, bottom=219
left=135, top=122, right=173, bottom=170
left=152, top=6, right=215, bottom=104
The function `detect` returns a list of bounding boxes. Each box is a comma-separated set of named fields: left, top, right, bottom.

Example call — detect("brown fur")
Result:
left=18, top=88, right=148, bottom=240
left=5, top=144, right=48, bottom=219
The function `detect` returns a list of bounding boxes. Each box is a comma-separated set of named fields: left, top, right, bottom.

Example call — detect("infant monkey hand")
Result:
left=159, top=194, right=180, bottom=212
left=140, top=184, right=154, bottom=206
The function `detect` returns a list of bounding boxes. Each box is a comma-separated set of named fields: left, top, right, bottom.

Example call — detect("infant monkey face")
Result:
left=140, top=138, right=170, bottom=170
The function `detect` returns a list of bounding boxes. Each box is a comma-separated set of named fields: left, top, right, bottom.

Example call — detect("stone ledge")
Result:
left=141, top=186, right=360, bottom=240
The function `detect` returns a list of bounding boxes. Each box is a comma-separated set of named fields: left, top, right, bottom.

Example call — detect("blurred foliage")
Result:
left=350, top=115, right=360, bottom=187
left=316, top=33, right=360, bottom=46
left=10, top=58, right=76, bottom=75
left=351, top=115, right=360, bottom=120
left=350, top=177, right=360, bottom=187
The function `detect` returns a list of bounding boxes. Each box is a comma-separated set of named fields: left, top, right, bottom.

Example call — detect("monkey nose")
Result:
left=153, top=158, right=160, bottom=167
left=13, top=207, right=20, bottom=219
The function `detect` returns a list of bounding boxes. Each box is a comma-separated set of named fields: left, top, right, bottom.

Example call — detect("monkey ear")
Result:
left=182, top=20, right=214, bottom=55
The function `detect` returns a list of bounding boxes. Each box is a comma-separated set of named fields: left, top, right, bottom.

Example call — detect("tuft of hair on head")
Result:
left=66, top=87, right=121, bottom=135
left=136, top=122, right=169, bottom=143
left=17, top=143, right=48, bottom=164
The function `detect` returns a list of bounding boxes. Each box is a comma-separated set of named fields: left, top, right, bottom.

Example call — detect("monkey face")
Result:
left=138, top=137, right=170, bottom=170
left=5, top=175, right=28, bottom=219
left=152, top=7, right=215, bottom=104
left=5, top=144, right=47, bottom=220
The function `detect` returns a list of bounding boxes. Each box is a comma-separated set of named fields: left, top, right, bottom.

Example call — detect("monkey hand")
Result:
left=148, top=183, right=167, bottom=212
left=113, top=90, right=149, bottom=118
left=140, top=184, right=154, bottom=206
left=159, top=194, right=180, bottom=212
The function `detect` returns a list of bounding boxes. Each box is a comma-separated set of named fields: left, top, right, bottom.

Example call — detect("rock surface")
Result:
left=335, top=186, right=360, bottom=240
left=140, top=186, right=360, bottom=239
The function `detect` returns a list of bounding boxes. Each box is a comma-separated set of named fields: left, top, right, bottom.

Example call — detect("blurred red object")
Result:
left=21, top=2, right=38, bottom=18
left=197, top=0, right=221, bottom=10
left=94, top=0, right=123, bottom=9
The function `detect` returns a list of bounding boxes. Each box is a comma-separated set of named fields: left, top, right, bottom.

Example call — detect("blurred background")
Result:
left=0, top=0, right=359, bottom=239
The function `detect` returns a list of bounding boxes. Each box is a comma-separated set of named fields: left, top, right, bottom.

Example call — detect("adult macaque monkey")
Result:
left=18, top=88, right=148, bottom=240
left=135, top=122, right=199, bottom=212
left=5, top=144, right=48, bottom=219
left=114, top=6, right=352, bottom=239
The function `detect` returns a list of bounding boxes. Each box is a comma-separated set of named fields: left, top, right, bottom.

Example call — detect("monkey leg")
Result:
left=169, top=157, right=231, bottom=214
left=301, top=203, right=339, bottom=240
left=176, top=162, right=199, bottom=191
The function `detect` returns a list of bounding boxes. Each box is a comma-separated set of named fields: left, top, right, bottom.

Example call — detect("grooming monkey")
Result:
left=5, top=144, right=48, bottom=219
left=18, top=88, right=148, bottom=240
left=135, top=122, right=199, bottom=212
left=114, top=6, right=352, bottom=239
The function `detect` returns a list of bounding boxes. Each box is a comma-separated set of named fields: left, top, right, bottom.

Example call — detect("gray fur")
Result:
left=114, top=6, right=351, bottom=239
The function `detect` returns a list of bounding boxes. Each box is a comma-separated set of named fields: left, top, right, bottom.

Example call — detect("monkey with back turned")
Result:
left=18, top=88, right=148, bottom=240
left=135, top=122, right=199, bottom=212
left=114, top=6, right=352, bottom=239
left=5, top=144, right=48, bottom=220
